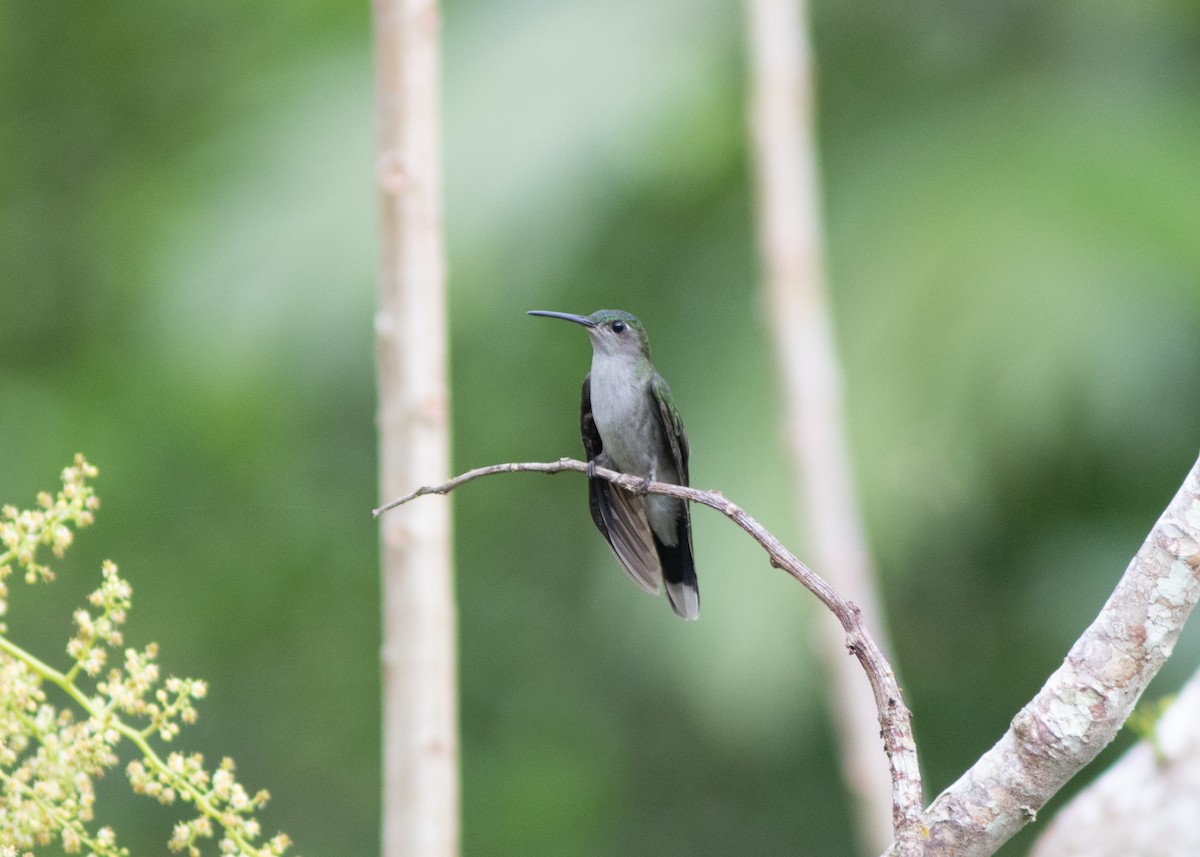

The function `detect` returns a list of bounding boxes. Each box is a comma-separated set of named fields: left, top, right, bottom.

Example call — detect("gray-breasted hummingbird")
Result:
left=528, top=309, right=699, bottom=620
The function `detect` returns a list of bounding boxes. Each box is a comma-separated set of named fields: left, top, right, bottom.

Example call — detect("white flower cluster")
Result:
left=0, top=458, right=296, bottom=857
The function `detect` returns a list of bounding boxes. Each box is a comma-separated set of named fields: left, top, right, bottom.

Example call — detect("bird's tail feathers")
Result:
left=656, top=518, right=699, bottom=620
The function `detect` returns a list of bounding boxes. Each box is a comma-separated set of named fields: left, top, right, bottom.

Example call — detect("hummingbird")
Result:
left=527, top=309, right=699, bottom=620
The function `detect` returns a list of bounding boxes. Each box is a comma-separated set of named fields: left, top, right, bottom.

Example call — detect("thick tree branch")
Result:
left=1027, top=663, right=1200, bottom=857
left=883, top=452, right=1200, bottom=857
left=374, top=458, right=925, bottom=853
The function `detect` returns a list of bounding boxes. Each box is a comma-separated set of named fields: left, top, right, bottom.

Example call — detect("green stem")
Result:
left=0, top=767, right=120, bottom=856
left=0, top=634, right=260, bottom=854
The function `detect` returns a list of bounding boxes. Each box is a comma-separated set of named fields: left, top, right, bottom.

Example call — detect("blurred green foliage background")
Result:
left=3, top=0, right=1199, bottom=855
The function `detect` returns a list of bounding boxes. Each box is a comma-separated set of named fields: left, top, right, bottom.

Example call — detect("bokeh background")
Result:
left=3, top=0, right=1200, bottom=855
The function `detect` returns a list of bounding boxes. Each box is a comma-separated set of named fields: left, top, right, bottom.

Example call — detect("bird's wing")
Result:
left=651, top=372, right=689, bottom=485
left=595, top=485, right=661, bottom=594
left=580, top=374, right=607, bottom=536
left=650, top=372, right=699, bottom=619
left=581, top=374, right=661, bottom=594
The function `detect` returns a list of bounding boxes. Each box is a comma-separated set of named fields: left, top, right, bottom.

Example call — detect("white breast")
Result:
left=589, top=357, right=675, bottom=484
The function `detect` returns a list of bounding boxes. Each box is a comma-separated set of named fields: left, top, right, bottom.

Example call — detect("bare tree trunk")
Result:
left=1027, top=664, right=1200, bottom=857
left=372, top=0, right=459, bottom=855
left=743, top=0, right=900, bottom=852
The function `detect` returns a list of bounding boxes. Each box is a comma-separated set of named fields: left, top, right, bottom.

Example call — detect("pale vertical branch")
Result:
left=372, top=0, right=459, bottom=855
left=743, top=0, right=903, bottom=852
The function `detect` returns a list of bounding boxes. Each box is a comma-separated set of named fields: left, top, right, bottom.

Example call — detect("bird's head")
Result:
left=527, top=309, right=650, bottom=360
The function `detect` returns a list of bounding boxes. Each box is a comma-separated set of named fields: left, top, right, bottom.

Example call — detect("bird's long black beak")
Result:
left=527, top=310, right=595, bottom=328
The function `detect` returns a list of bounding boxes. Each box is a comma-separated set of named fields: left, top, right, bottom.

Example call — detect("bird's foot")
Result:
left=637, top=475, right=654, bottom=496
left=586, top=459, right=598, bottom=479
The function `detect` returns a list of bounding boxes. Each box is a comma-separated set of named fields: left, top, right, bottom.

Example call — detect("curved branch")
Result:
left=885, top=452, right=1200, bottom=857
left=375, top=457, right=925, bottom=853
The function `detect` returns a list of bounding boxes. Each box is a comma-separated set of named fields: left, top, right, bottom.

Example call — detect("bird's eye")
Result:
left=611, top=320, right=626, bottom=333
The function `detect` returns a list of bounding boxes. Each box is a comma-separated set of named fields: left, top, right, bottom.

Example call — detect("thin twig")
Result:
left=375, top=457, right=925, bottom=852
